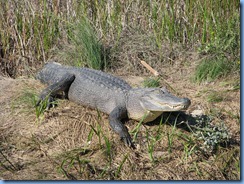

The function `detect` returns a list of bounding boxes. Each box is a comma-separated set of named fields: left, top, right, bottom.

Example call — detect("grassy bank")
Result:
left=0, top=0, right=240, bottom=80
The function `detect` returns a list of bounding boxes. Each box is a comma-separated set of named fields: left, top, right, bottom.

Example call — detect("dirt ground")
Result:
left=0, top=58, right=240, bottom=180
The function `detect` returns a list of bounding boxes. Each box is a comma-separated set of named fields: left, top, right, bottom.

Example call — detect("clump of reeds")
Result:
left=0, top=0, right=239, bottom=80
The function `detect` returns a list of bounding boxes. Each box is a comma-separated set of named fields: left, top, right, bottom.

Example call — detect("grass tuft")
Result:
left=57, top=18, right=105, bottom=70
left=143, top=77, right=160, bottom=88
left=207, top=92, right=224, bottom=103
left=115, top=154, right=128, bottom=178
left=194, top=57, right=232, bottom=83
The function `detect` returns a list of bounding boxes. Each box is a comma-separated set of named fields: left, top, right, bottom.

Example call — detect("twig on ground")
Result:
left=140, top=60, right=177, bottom=94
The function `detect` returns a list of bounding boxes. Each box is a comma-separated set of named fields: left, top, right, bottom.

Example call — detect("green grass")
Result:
left=215, top=147, right=240, bottom=179
left=207, top=92, right=224, bottom=103
left=194, top=57, right=232, bottom=83
left=182, top=142, right=197, bottom=162
left=56, top=148, right=91, bottom=180
left=89, top=110, right=113, bottom=164
left=131, top=114, right=147, bottom=142
left=89, top=120, right=103, bottom=148
left=10, top=89, right=56, bottom=122
left=57, top=18, right=106, bottom=70
left=0, top=0, right=60, bottom=73
left=145, top=117, right=164, bottom=163
left=33, top=93, right=58, bottom=120
left=115, top=154, right=128, bottom=178
left=143, top=77, right=160, bottom=88
left=11, top=89, right=36, bottom=113
left=0, top=1, right=239, bottom=78
left=167, top=120, right=177, bottom=154
left=194, top=8, right=239, bottom=82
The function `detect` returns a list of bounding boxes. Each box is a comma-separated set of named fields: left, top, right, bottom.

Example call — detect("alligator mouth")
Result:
left=159, top=98, right=191, bottom=111
left=150, top=100, right=191, bottom=111
left=141, top=96, right=191, bottom=112
left=160, top=104, right=189, bottom=111
left=171, top=104, right=189, bottom=109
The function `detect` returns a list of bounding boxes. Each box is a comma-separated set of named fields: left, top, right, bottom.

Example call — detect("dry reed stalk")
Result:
left=140, top=60, right=159, bottom=76
left=140, top=59, right=177, bottom=93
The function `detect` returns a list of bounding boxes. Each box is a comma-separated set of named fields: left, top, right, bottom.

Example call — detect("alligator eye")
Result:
left=154, top=89, right=162, bottom=94
left=160, top=87, right=168, bottom=93
left=160, top=89, right=165, bottom=94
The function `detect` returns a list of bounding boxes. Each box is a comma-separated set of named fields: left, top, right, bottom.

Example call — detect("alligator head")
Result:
left=126, top=87, right=191, bottom=122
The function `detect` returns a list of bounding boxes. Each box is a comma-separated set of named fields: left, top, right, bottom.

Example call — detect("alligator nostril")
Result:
left=183, top=98, right=191, bottom=106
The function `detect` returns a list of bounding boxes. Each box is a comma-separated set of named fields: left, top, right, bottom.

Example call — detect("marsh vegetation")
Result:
left=0, top=0, right=240, bottom=180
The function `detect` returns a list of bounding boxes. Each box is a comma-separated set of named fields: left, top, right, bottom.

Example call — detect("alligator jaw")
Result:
left=127, top=88, right=191, bottom=123
left=149, top=98, right=190, bottom=111
left=140, top=94, right=191, bottom=112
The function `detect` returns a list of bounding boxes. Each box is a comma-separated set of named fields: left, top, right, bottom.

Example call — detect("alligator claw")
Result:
left=35, top=95, right=56, bottom=110
left=47, top=96, right=57, bottom=109
left=121, top=134, right=135, bottom=149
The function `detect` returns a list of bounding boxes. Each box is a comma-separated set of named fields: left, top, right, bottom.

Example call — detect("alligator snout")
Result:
left=182, top=98, right=191, bottom=109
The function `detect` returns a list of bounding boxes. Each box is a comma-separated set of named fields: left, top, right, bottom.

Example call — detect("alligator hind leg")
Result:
left=36, top=74, right=75, bottom=109
left=109, top=106, right=134, bottom=148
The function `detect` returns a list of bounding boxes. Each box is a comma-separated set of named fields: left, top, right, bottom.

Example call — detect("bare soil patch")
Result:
left=0, top=58, right=240, bottom=180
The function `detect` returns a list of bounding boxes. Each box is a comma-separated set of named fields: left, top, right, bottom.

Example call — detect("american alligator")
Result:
left=36, top=62, right=191, bottom=147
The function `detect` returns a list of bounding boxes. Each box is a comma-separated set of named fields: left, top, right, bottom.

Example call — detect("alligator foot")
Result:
left=120, top=133, right=135, bottom=149
left=35, top=94, right=57, bottom=110
left=109, top=106, right=135, bottom=148
left=36, top=74, right=75, bottom=110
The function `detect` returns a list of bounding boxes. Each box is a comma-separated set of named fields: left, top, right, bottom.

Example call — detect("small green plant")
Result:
left=102, top=132, right=112, bottom=163
left=146, top=131, right=156, bottom=163
left=115, top=154, right=128, bottom=178
left=193, top=162, right=203, bottom=177
left=89, top=123, right=102, bottom=147
left=89, top=110, right=112, bottom=163
left=146, top=117, right=164, bottom=163
left=185, top=115, right=231, bottom=153
left=154, top=117, right=164, bottom=142
left=57, top=148, right=91, bottom=180
left=131, top=113, right=147, bottom=142
left=214, top=147, right=240, bottom=179
left=166, top=133, right=173, bottom=154
left=33, top=97, right=47, bottom=119
left=176, top=131, right=199, bottom=160
left=182, top=142, right=196, bottom=162
left=167, top=120, right=177, bottom=154
left=194, top=121, right=231, bottom=153
left=33, top=94, right=58, bottom=120
left=143, top=77, right=160, bottom=88
left=87, top=128, right=95, bottom=144
left=98, top=163, right=110, bottom=179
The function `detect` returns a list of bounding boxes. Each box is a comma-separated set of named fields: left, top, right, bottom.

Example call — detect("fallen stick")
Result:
left=140, top=60, right=159, bottom=76
left=140, top=60, right=177, bottom=94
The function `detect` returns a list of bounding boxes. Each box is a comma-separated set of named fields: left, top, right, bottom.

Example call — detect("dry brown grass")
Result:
left=0, top=0, right=239, bottom=180
left=0, top=54, right=240, bottom=180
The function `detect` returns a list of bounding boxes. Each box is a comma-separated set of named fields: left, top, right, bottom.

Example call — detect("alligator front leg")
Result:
left=36, top=74, right=75, bottom=109
left=109, top=106, right=134, bottom=148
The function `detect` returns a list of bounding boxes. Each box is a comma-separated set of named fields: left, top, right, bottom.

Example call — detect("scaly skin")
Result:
left=36, top=62, right=191, bottom=148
